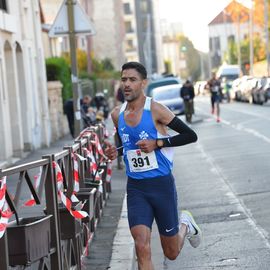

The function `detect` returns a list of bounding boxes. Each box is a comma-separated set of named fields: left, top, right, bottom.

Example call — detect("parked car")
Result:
left=152, top=84, right=184, bottom=115
left=232, top=76, right=252, bottom=101
left=240, top=77, right=260, bottom=103
left=264, top=78, right=270, bottom=102
left=231, top=77, right=242, bottom=100
left=145, top=76, right=181, bottom=97
left=252, top=77, right=269, bottom=105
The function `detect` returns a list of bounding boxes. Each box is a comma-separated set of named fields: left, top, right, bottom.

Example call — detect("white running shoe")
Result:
left=181, top=210, right=202, bottom=248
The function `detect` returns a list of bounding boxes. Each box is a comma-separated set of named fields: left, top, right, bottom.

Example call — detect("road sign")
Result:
left=48, top=0, right=96, bottom=37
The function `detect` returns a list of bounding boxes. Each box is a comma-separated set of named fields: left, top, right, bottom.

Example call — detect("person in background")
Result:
left=207, top=73, right=222, bottom=122
left=63, top=98, right=74, bottom=137
left=180, top=80, right=195, bottom=123
left=64, top=95, right=94, bottom=137
left=105, top=62, right=202, bottom=269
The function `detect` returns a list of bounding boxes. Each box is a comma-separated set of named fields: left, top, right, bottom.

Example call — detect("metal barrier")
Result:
left=0, top=124, right=112, bottom=269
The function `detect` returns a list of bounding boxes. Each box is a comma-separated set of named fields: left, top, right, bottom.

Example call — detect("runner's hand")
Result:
left=104, top=142, right=117, bottom=160
left=136, top=139, right=157, bottom=153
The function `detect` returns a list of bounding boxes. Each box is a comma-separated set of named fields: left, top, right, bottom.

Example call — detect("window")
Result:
left=0, top=0, right=7, bottom=12
left=126, top=40, right=135, bottom=51
left=123, top=3, right=131, bottom=14
left=214, top=37, right=220, bottom=51
left=140, top=0, right=148, bottom=13
left=125, top=21, right=133, bottom=33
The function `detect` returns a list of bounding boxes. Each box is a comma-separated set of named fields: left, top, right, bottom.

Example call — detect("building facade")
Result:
left=134, top=0, right=163, bottom=75
left=92, top=0, right=125, bottom=70
left=122, top=0, right=139, bottom=63
left=161, top=20, right=184, bottom=76
left=0, top=0, right=50, bottom=167
left=208, top=1, right=263, bottom=70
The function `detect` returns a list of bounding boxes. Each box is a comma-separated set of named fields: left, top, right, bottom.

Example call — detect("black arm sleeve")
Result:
left=161, top=116, right=198, bottom=147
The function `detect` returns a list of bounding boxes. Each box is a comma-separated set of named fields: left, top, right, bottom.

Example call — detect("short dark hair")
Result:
left=121, top=62, right=147, bottom=79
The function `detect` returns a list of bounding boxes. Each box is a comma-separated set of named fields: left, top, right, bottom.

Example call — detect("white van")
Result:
left=217, top=64, right=241, bottom=82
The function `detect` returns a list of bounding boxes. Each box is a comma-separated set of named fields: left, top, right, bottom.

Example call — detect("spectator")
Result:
left=64, top=95, right=95, bottom=137
left=180, top=80, right=195, bottom=123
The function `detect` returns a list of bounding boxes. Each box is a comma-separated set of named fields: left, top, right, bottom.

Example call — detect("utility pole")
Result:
left=237, top=12, right=242, bottom=73
left=265, top=0, right=269, bottom=76
left=67, top=0, right=81, bottom=137
left=249, top=0, right=254, bottom=76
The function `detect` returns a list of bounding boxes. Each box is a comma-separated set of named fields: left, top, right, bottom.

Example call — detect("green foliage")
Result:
left=45, top=57, right=72, bottom=102
left=61, top=49, right=88, bottom=74
left=240, top=38, right=250, bottom=65
left=225, top=40, right=238, bottom=64
left=178, top=35, right=201, bottom=81
left=102, top=58, right=114, bottom=71
left=58, top=50, right=119, bottom=97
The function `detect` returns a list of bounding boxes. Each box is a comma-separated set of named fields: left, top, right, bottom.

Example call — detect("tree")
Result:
left=178, top=35, right=201, bottom=81
left=225, top=39, right=238, bottom=64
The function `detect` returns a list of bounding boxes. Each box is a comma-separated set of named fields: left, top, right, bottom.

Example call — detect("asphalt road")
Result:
left=150, top=96, right=270, bottom=269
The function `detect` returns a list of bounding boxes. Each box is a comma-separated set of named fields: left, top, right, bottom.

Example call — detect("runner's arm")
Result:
left=153, top=102, right=197, bottom=148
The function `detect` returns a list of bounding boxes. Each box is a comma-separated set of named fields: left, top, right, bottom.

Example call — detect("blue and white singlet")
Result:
left=118, top=97, right=174, bottom=179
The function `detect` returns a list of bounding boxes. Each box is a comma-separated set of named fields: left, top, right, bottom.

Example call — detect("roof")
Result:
left=208, top=1, right=249, bottom=26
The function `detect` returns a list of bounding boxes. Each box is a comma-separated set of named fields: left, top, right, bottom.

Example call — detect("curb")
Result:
left=109, top=195, right=136, bottom=270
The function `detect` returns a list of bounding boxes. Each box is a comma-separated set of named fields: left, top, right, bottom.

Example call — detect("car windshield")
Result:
left=220, top=74, right=239, bottom=81
left=147, top=79, right=180, bottom=96
left=153, top=87, right=179, bottom=101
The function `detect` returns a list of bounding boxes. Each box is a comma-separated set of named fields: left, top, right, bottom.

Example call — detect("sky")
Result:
left=158, top=0, right=232, bottom=52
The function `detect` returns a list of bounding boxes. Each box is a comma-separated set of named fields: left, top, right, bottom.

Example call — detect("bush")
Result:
left=45, top=57, right=72, bottom=102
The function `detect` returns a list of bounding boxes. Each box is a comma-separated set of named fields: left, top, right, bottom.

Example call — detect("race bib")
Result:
left=127, top=149, right=158, bottom=172
left=213, top=86, right=219, bottom=92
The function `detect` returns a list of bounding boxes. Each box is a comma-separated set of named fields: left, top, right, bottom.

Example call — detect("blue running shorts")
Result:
left=127, top=173, right=179, bottom=237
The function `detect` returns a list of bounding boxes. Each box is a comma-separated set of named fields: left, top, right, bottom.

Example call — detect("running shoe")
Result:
left=181, top=210, right=202, bottom=248
left=217, top=117, right=220, bottom=123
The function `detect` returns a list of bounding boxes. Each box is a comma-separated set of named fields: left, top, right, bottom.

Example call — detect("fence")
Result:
left=0, top=123, right=112, bottom=269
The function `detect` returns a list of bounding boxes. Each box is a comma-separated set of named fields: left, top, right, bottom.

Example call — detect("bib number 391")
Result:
left=127, top=149, right=158, bottom=172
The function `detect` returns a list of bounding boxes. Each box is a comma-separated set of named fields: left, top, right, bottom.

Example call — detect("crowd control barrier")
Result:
left=0, top=123, right=112, bottom=269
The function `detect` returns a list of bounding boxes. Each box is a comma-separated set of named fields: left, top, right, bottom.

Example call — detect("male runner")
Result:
left=105, top=62, right=202, bottom=270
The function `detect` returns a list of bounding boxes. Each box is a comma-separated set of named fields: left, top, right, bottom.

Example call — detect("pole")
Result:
left=84, top=0, right=93, bottom=73
left=265, top=0, right=269, bottom=76
left=67, top=0, right=81, bottom=137
left=249, top=0, right=254, bottom=76
left=237, top=12, right=242, bottom=73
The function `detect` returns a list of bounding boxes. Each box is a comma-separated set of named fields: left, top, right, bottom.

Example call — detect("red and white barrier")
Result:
left=0, top=177, right=13, bottom=238
left=53, top=161, right=88, bottom=219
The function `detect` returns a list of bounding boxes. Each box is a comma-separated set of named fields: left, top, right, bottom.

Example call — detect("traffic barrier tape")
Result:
left=0, top=176, right=13, bottom=238
left=106, top=161, right=112, bottom=183
left=53, top=161, right=88, bottom=219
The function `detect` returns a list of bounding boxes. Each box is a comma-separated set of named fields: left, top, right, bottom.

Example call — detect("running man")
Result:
left=207, top=72, right=222, bottom=122
left=105, top=62, right=202, bottom=269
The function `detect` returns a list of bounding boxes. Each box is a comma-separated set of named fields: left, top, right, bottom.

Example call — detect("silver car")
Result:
left=151, top=84, right=184, bottom=115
